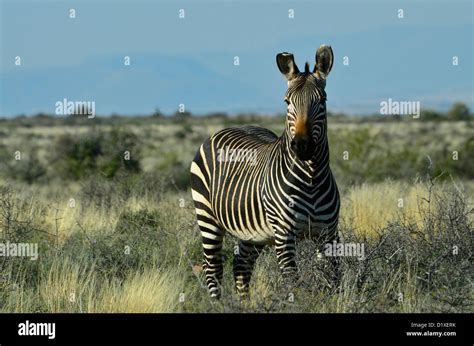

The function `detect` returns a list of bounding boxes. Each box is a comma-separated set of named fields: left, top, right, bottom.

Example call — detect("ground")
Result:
left=0, top=115, right=472, bottom=312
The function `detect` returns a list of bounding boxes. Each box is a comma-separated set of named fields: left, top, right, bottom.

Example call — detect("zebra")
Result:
left=190, top=45, right=340, bottom=299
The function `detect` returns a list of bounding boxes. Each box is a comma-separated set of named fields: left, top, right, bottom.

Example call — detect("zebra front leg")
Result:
left=233, top=241, right=265, bottom=299
left=199, top=221, right=225, bottom=299
left=320, top=227, right=341, bottom=289
left=328, top=229, right=341, bottom=288
left=275, top=230, right=298, bottom=279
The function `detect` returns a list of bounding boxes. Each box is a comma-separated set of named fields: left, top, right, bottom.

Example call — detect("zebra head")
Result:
left=276, top=45, right=334, bottom=161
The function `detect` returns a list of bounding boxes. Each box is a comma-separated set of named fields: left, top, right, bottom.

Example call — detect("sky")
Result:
left=0, top=0, right=473, bottom=116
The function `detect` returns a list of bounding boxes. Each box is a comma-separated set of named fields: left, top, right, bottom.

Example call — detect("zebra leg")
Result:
left=191, top=152, right=225, bottom=298
left=321, top=226, right=341, bottom=288
left=233, top=241, right=265, bottom=298
left=275, top=230, right=298, bottom=279
left=328, top=229, right=341, bottom=288
left=198, top=220, right=225, bottom=299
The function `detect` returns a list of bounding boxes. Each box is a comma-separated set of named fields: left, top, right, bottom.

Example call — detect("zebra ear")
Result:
left=276, top=53, right=300, bottom=81
left=313, top=44, right=334, bottom=80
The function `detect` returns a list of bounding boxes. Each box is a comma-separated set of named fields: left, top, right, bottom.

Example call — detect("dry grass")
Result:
left=39, top=256, right=96, bottom=313
left=342, top=182, right=429, bottom=235
left=0, top=177, right=471, bottom=313
left=6, top=178, right=470, bottom=241
left=90, top=269, right=186, bottom=313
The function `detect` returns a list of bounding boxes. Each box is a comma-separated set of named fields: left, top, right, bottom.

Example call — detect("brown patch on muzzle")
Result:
left=294, top=116, right=309, bottom=137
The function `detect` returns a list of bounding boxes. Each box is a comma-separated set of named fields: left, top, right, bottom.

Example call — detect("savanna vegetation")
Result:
left=0, top=104, right=472, bottom=313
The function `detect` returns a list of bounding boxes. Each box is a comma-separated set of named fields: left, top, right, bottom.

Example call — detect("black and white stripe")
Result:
left=191, top=45, right=340, bottom=298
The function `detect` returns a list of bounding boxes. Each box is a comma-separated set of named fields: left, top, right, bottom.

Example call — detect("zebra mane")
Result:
left=304, top=62, right=310, bottom=74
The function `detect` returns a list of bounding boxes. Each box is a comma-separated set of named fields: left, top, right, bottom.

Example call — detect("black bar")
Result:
left=0, top=313, right=471, bottom=345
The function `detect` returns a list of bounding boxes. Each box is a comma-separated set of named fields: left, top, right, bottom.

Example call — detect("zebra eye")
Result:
left=284, top=99, right=290, bottom=105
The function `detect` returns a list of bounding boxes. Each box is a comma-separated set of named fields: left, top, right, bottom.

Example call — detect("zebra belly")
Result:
left=213, top=190, right=275, bottom=244
left=211, top=171, right=275, bottom=244
left=225, top=224, right=275, bottom=244
left=296, top=218, right=335, bottom=240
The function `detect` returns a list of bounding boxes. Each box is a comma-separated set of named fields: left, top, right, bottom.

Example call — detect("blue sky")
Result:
left=0, top=0, right=472, bottom=116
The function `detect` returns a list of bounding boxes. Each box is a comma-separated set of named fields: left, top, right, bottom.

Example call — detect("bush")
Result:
left=53, top=128, right=141, bottom=180
left=0, top=187, right=53, bottom=307
left=447, top=102, right=471, bottom=121
left=239, top=181, right=473, bottom=313
left=156, top=151, right=190, bottom=190
left=2, top=150, right=47, bottom=184
left=330, top=127, right=474, bottom=185
left=64, top=209, right=184, bottom=279
left=420, top=109, right=444, bottom=121
left=174, top=123, right=193, bottom=139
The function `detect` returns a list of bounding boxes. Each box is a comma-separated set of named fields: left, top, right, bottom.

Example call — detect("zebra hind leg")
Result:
left=197, top=219, right=225, bottom=299
left=233, top=241, right=265, bottom=299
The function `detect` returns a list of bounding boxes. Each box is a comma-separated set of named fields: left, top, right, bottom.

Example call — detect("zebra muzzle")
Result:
left=291, top=136, right=315, bottom=160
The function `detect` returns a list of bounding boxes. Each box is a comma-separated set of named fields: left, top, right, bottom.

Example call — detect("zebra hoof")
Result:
left=237, top=292, right=250, bottom=302
left=209, top=287, right=221, bottom=299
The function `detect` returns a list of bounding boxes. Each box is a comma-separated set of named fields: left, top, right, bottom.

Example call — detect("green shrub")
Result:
left=174, top=123, right=193, bottom=139
left=8, top=151, right=46, bottom=184
left=447, top=102, right=471, bottom=121
left=53, top=128, right=141, bottom=180
left=157, top=151, right=190, bottom=190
